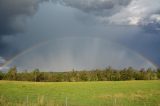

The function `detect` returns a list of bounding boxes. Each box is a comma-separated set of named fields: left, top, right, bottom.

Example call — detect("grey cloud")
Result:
left=53, top=0, right=160, bottom=32
left=0, top=61, right=9, bottom=71
left=0, top=0, right=48, bottom=37
left=0, top=0, right=48, bottom=59
left=139, top=14, right=160, bottom=33
left=0, top=57, right=5, bottom=64
left=53, top=0, right=131, bottom=16
left=107, top=0, right=160, bottom=32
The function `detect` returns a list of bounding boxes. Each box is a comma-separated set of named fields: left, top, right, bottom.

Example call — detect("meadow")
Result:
left=0, top=80, right=160, bottom=106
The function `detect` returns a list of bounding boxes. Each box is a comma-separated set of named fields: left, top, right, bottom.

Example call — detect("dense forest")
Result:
left=0, top=66, right=160, bottom=82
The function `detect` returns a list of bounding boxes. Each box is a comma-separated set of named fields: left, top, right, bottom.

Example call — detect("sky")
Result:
left=0, top=0, right=160, bottom=71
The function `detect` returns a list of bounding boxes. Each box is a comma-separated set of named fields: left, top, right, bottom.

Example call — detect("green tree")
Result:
left=6, top=66, right=17, bottom=80
left=114, top=71, right=121, bottom=81
left=104, top=66, right=113, bottom=81
left=157, top=68, right=160, bottom=79
left=79, top=71, right=88, bottom=81
left=32, top=69, right=43, bottom=82
left=0, top=71, right=4, bottom=80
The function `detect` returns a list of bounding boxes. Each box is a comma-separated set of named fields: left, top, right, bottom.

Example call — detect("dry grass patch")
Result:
left=96, top=93, right=125, bottom=100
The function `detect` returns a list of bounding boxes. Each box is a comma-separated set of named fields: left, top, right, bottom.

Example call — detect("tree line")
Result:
left=0, top=66, right=160, bottom=82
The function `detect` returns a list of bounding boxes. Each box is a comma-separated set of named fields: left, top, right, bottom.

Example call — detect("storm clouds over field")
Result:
left=0, top=0, right=160, bottom=71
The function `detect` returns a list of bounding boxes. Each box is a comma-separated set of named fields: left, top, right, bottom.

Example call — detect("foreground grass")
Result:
left=0, top=80, right=160, bottom=106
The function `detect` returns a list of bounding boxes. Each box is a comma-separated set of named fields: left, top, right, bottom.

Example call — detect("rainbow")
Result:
left=2, top=38, right=159, bottom=69
left=2, top=40, right=50, bottom=68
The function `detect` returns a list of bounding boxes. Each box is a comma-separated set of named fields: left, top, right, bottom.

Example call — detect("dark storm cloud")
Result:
left=0, top=39, right=8, bottom=55
left=53, top=0, right=131, bottom=16
left=140, top=16, right=160, bottom=33
left=0, top=0, right=48, bottom=37
left=0, top=0, right=48, bottom=58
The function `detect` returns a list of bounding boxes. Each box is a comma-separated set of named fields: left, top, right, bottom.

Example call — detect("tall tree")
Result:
left=0, top=71, right=4, bottom=80
left=6, top=66, right=17, bottom=80
left=157, top=69, right=160, bottom=79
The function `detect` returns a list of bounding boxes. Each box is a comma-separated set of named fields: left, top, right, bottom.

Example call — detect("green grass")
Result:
left=0, top=80, right=160, bottom=106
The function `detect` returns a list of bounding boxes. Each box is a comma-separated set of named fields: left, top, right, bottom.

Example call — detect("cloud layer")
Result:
left=53, top=0, right=160, bottom=32
left=0, top=0, right=48, bottom=37
left=0, top=0, right=48, bottom=59
left=54, top=0, right=131, bottom=16
left=0, top=57, right=5, bottom=64
left=1, top=0, right=160, bottom=37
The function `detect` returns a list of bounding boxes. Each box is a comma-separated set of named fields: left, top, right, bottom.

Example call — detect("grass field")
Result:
left=0, top=80, right=160, bottom=106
